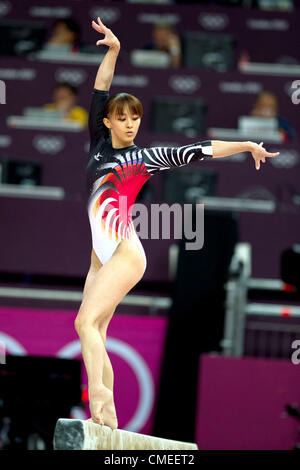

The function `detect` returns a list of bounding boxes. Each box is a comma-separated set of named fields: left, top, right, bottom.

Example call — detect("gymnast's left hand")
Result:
left=91, top=16, right=120, bottom=49
left=249, top=141, right=280, bottom=170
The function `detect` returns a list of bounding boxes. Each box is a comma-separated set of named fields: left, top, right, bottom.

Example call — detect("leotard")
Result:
left=86, top=89, right=213, bottom=270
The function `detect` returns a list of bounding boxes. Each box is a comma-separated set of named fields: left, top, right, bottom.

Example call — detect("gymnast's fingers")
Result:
left=265, top=151, right=280, bottom=157
left=92, top=20, right=103, bottom=33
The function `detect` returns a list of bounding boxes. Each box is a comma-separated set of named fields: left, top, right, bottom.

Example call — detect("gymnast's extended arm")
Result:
left=140, top=140, right=280, bottom=174
left=91, top=17, right=120, bottom=91
left=211, top=140, right=280, bottom=170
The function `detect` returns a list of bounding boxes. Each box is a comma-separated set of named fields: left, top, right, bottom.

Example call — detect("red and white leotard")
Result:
left=86, top=89, right=213, bottom=270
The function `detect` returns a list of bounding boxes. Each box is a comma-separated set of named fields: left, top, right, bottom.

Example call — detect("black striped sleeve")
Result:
left=139, top=140, right=213, bottom=175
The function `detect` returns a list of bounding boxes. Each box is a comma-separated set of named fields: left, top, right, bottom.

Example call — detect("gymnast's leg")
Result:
left=81, top=254, right=115, bottom=398
left=75, top=241, right=146, bottom=428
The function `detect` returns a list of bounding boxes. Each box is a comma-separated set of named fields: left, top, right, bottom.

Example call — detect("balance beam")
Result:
left=53, top=419, right=198, bottom=450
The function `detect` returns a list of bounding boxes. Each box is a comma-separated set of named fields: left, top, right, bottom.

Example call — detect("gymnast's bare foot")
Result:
left=87, top=403, right=118, bottom=430
left=102, top=400, right=118, bottom=430
left=88, top=384, right=118, bottom=429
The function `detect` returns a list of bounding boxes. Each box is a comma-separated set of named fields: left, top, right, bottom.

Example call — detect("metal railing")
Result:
left=0, top=285, right=172, bottom=314
left=221, top=242, right=300, bottom=358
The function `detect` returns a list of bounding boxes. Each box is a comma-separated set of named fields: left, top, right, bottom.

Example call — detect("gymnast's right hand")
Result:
left=91, top=17, right=120, bottom=49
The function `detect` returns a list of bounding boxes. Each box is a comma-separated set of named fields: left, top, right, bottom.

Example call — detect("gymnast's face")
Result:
left=103, top=106, right=141, bottom=147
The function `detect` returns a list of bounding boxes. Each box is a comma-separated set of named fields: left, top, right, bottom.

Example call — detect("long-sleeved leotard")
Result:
left=86, top=89, right=213, bottom=269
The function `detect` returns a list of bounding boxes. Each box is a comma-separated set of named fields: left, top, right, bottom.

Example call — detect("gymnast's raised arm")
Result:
left=91, top=17, right=120, bottom=91
left=88, top=18, right=120, bottom=148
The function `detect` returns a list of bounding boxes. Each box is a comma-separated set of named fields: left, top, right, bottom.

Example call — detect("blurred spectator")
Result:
left=142, top=23, right=182, bottom=68
left=250, top=90, right=296, bottom=142
left=46, top=18, right=81, bottom=52
left=44, top=82, right=88, bottom=127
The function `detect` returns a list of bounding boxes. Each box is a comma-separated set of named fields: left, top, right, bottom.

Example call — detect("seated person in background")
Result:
left=45, top=17, right=81, bottom=52
left=142, top=23, right=182, bottom=68
left=44, top=82, right=88, bottom=127
left=250, top=90, right=296, bottom=142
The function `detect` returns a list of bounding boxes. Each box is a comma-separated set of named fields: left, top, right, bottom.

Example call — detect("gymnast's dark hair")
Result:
left=104, top=93, right=143, bottom=119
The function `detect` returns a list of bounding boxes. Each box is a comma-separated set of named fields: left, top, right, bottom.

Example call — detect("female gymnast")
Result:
left=74, top=17, right=280, bottom=430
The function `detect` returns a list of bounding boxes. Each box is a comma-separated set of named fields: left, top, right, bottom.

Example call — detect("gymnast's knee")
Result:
left=74, top=308, right=110, bottom=337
